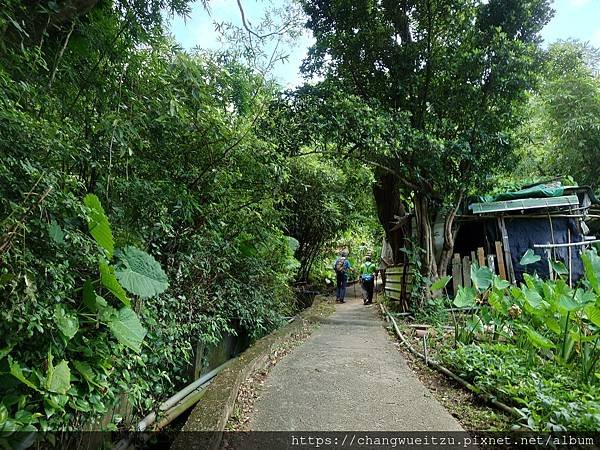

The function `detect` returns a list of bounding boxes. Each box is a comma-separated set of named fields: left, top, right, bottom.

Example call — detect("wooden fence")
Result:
left=450, top=240, right=513, bottom=294
left=384, top=265, right=413, bottom=311
left=385, top=239, right=514, bottom=309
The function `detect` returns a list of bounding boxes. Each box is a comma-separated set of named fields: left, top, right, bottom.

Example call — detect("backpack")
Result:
left=335, top=257, right=347, bottom=274
left=361, top=262, right=375, bottom=282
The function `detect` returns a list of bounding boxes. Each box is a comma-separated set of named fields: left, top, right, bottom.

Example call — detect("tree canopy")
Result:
left=294, top=0, right=553, bottom=278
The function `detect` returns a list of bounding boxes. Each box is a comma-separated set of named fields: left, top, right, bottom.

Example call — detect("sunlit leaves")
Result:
left=84, top=194, right=114, bottom=259
left=430, top=275, right=452, bottom=292
left=45, top=359, right=71, bottom=395
left=582, top=249, right=600, bottom=295
left=453, top=286, right=477, bottom=308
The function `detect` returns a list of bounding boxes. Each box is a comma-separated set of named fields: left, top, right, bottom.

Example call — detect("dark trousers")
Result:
left=363, top=278, right=374, bottom=303
left=336, top=273, right=347, bottom=300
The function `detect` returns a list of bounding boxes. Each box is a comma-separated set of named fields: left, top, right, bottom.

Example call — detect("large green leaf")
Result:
left=520, top=249, right=541, bottom=266
left=551, top=261, right=569, bottom=276
left=488, top=291, right=508, bottom=315
left=522, top=326, right=555, bottom=349
left=523, top=286, right=544, bottom=310
left=559, top=289, right=588, bottom=312
left=471, top=265, right=493, bottom=292
left=9, top=358, right=39, bottom=391
left=585, top=305, right=600, bottom=327
left=582, top=250, right=600, bottom=295
left=48, top=220, right=64, bottom=245
left=115, top=246, right=169, bottom=299
left=430, top=275, right=451, bottom=292
left=84, top=194, right=114, bottom=259
left=453, top=286, right=477, bottom=308
left=108, top=307, right=147, bottom=353
left=493, top=277, right=511, bottom=290
left=542, top=315, right=562, bottom=335
left=73, top=361, right=100, bottom=388
left=100, top=262, right=130, bottom=306
left=46, top=360, right=71, bottom=394
left=53, top=306, right=79, bottom=340
left=286, top=236, right=299, bottom=253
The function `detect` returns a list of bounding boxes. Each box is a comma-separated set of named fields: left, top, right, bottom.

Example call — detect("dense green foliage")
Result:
left=299, top=0, right=553, bottom=277
left=1, top=0, right=598, bottom=437
left=0, top=0, right=372, bottom=437
left=437, top=251, right=600, bottom=430
left=517, top=41, right=600, bottom=188
left=442, top=343, right=600, bottom=430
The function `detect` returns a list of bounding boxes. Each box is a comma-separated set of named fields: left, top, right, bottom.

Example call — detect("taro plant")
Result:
left=81, top=193, right=169, bottom=353
left=450, top=248, right=600, bottom=384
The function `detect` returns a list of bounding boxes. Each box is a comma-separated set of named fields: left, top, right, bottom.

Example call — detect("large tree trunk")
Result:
left=414, top=193, right=463, bottom=282
left=436, top=193, right=463, bottom=277
left=372, top=172, right=407, bottom=265
left=414, top=194, right=437, bottom=280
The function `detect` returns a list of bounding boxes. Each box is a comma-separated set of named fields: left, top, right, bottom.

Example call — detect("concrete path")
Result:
left=248, top=287, right=463, bottom=431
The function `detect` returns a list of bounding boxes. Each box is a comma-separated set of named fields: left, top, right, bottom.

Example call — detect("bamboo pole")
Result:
left=534, top=240, right=600, bottom=249
left=568, top=229, right=573, bottom=288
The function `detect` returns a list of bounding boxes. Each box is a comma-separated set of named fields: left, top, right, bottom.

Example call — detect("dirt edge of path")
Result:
left=379, top=310, right=512, bottom=431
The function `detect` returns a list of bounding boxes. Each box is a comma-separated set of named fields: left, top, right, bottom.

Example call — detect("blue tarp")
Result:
left=505, top=217, right=583, bottom=283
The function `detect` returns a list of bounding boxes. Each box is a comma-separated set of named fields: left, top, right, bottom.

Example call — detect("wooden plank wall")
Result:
left=385, top=265, right=412, bottom=311
left=449, top=240, right=511, bottom=292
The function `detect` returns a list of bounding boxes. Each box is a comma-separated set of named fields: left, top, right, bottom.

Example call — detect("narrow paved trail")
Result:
left=248, top=287, right=463, bottom=431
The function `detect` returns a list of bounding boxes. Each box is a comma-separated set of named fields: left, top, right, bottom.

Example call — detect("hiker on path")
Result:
left=360, top=255, right=377, bottom=305
left=333, top=251, right=351, bottom=303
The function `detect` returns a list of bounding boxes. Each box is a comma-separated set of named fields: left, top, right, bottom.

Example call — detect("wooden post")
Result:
left=497, top=216, right=515, bottom=283
left=477, top=247, right=486, bottom=267
left=470, top=251, right=476, bottom=263
left=462, top=256, right=472, bottom=288
left=495, top=241, right=507, bottom=280
left=452, top=253, right=462, bottom=293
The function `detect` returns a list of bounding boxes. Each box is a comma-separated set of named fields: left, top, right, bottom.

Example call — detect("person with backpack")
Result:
left=333, top=250, right=351, bottom=303
left=359, top=255, right=377, bottom=305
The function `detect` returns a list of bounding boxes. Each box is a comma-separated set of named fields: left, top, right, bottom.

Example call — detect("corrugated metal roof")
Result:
left=469, top=195, right=579, bottom=214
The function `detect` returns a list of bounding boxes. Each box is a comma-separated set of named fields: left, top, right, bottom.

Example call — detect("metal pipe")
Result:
left=137, top=359, right=233, bottom=432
